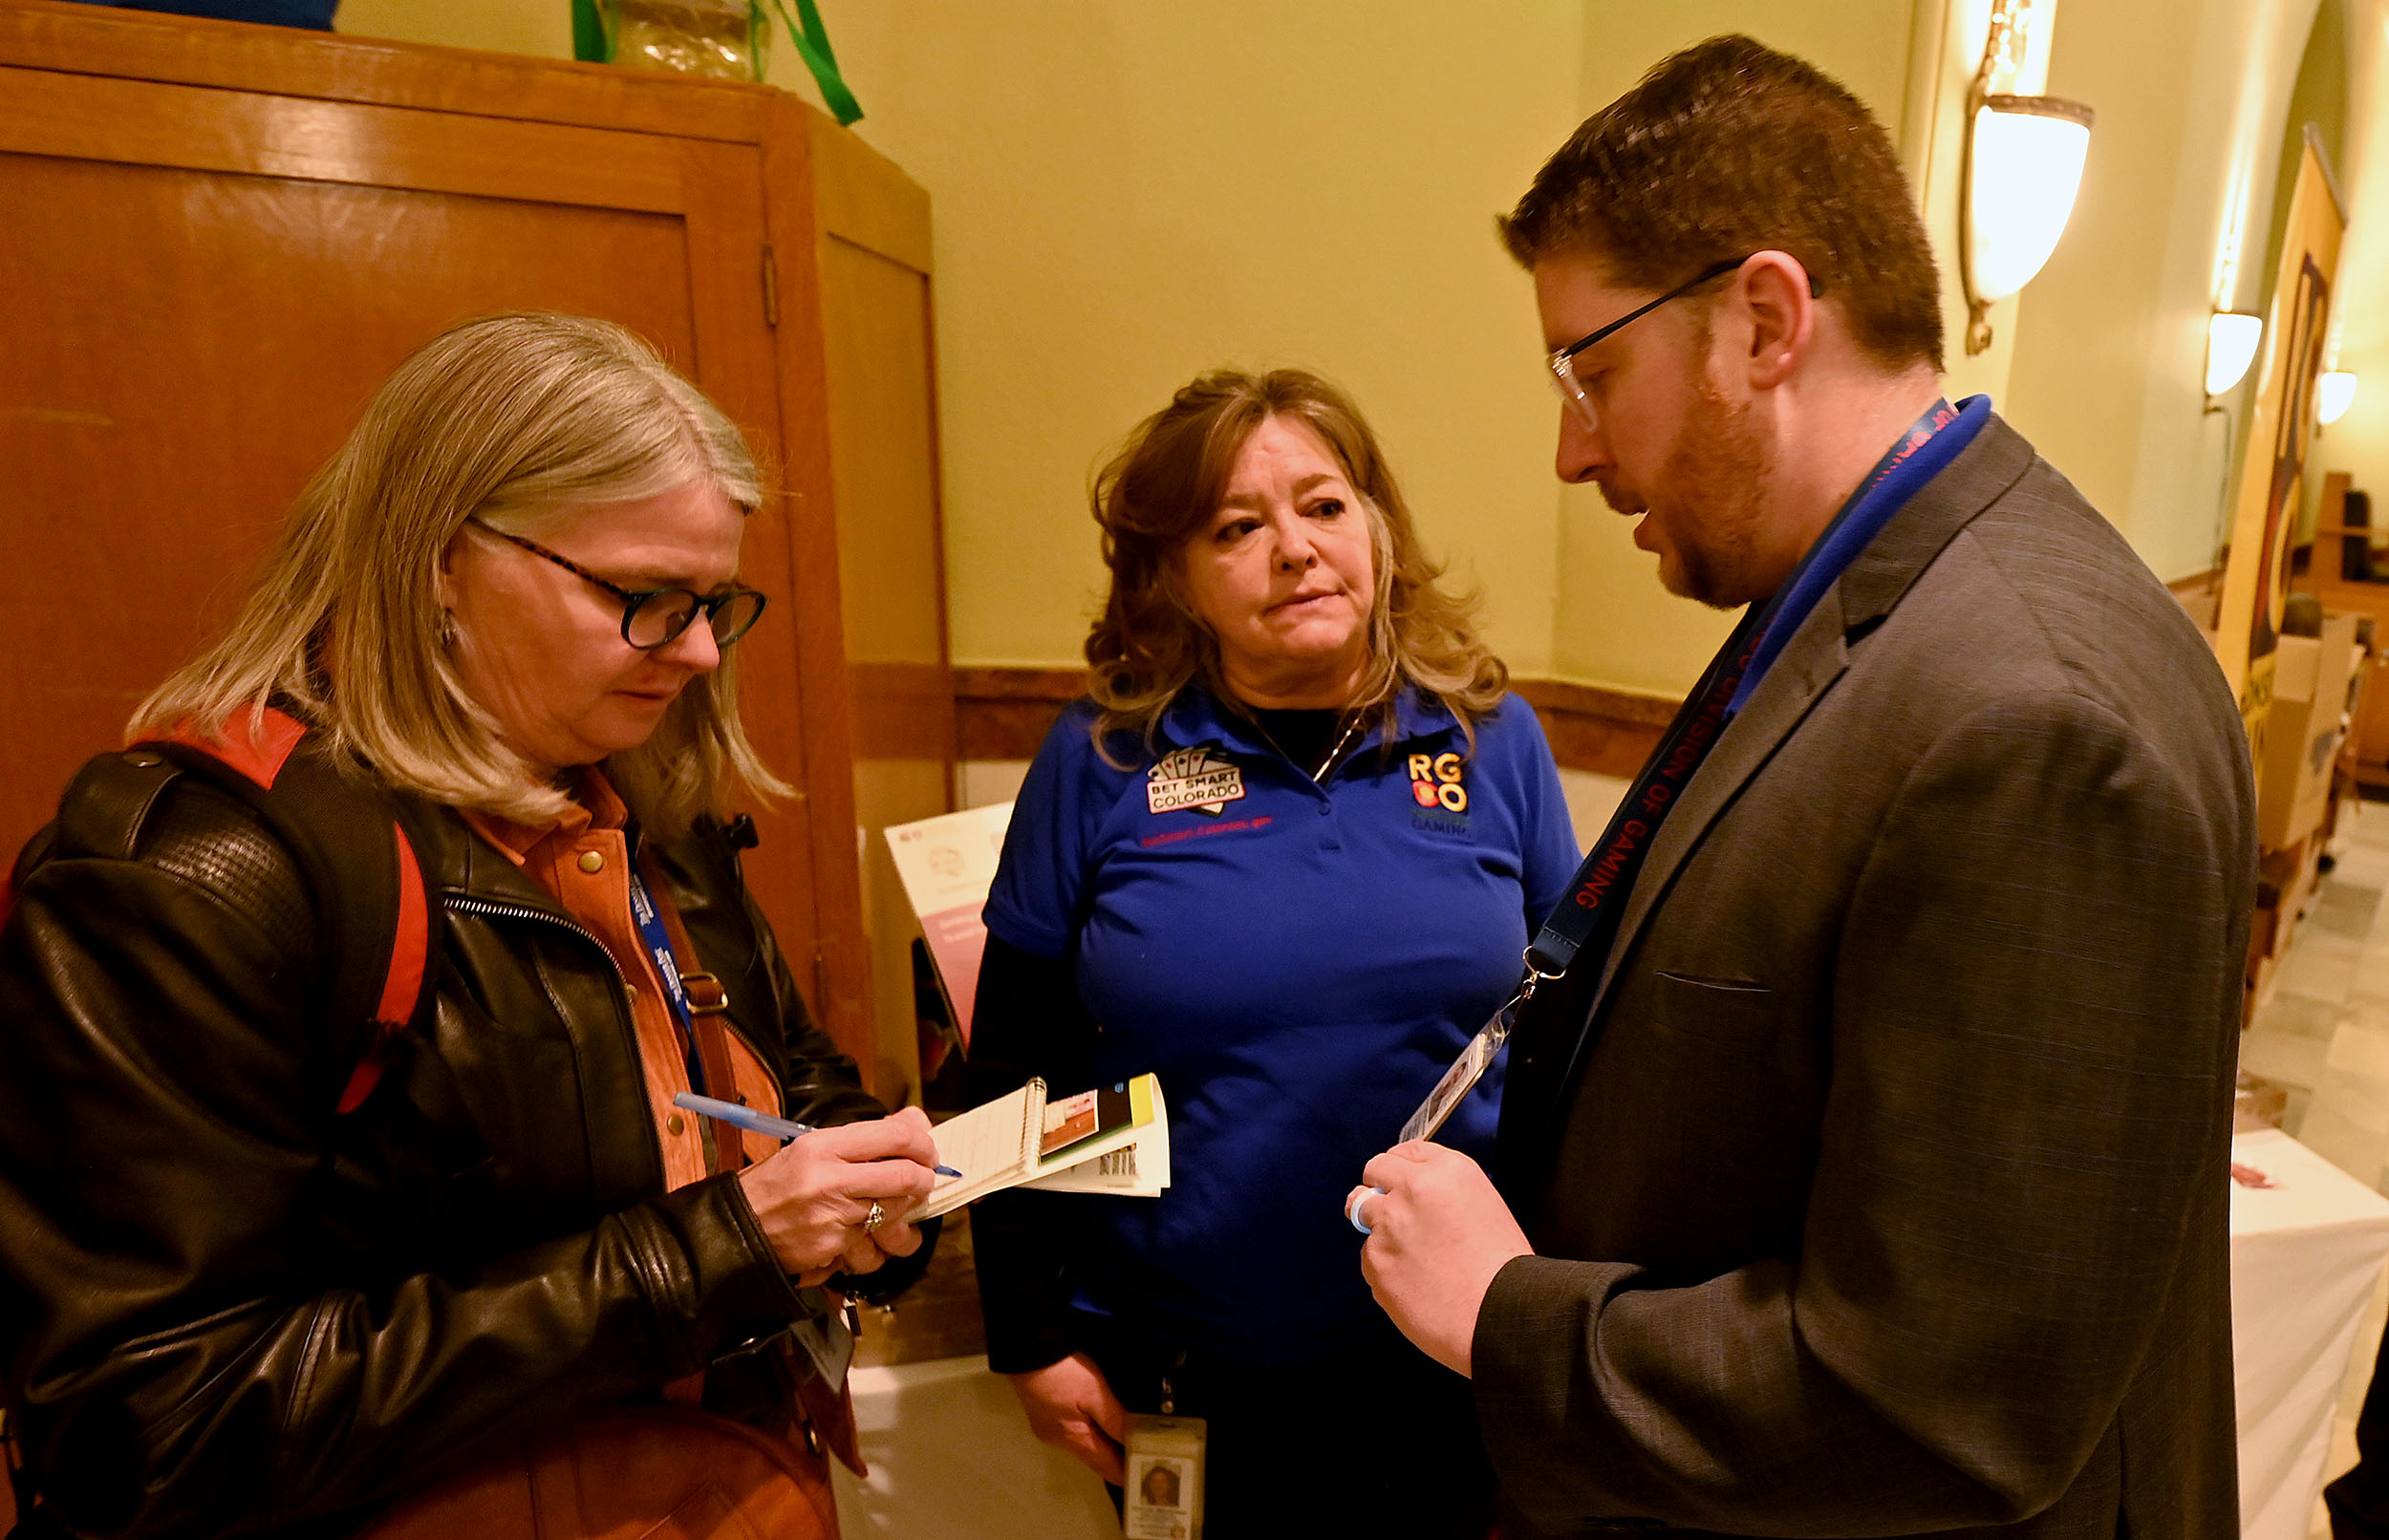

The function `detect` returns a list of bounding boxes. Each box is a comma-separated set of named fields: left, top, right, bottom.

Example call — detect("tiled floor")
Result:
left=2246, top=813, right=2389, bottom=1180
left=2243, top=802, right=2389, bottom=1534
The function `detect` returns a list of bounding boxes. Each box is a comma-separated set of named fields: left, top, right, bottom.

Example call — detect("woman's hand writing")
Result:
left=735, top=1106, right=939, bottom=1283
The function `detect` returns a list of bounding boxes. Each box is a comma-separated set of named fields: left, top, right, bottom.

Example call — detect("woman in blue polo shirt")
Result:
left=967, top=368, right=1577, bottom=1537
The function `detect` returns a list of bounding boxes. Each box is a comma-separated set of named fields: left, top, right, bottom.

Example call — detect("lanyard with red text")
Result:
left=1401, top=396, right=1984, bottom=1144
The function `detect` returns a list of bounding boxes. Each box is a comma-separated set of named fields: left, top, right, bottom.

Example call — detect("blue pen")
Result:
left=673, top=1092, right=963, bottom=1179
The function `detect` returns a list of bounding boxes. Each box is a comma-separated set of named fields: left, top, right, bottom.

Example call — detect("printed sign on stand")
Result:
left=884, top=802, right=1013, bottom=1047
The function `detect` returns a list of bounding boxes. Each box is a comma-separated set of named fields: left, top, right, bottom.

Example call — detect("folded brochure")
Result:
left=915, top=1073, right=1170, bottom=1219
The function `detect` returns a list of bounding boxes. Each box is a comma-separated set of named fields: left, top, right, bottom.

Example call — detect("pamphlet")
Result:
left=915, top=1073, right=1170, bottom=1218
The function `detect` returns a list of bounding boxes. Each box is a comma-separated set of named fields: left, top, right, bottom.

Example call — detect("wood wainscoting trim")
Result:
left=952, top=665, right=1087, bottom=760
left=950, top=666, right=1681, bottom=777
left=849, top=660, right=958, bottom=762
left=2167, top=567, right=2226, bottom=631
left=1509, top=677, right=1675, bottom=779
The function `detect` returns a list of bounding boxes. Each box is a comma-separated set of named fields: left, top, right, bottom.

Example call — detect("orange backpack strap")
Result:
left=139, top=706, right=440, bottom=1117
left=335, top=823, right=432, bottom=1114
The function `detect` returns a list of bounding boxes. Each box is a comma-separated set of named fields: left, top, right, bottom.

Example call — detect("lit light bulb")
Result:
left=2319, top=371, right=2358, bottom=425
left=2206, top=312, right=2263, bottom=397
left=1968, top=98, right=2095, bottom=303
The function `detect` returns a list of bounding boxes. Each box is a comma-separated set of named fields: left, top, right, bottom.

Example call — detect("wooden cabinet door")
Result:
left=805, top=116, right=956, bottom=1099
left=0, top=7, right=864, bottom=1061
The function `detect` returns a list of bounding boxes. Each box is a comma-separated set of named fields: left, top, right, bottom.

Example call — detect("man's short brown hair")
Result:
left=1500, top=34, right=1944, bottom=372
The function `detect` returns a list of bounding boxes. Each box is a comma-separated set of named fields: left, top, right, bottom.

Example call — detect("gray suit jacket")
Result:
left=1477, top=415, right=2254, bottom=1539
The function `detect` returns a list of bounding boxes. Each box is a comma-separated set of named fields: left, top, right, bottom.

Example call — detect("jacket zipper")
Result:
left=442, top=893, right=788, bottom=1117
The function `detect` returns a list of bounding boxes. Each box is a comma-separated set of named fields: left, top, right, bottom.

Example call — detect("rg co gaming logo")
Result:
left=1408, top=752, right=1468, bottom=814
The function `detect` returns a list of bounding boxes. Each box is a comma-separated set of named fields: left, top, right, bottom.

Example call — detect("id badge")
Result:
left=1122, top=1413, right=1206, bottom=1540
left=1399, top=995, right=1522, bottom=1144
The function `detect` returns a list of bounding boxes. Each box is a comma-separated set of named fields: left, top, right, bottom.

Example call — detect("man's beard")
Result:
left=1609, top=374, right=1775, bottom=610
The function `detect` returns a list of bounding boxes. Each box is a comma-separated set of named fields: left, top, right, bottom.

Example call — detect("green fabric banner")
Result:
left=570, top=0, right=609, bottom=63
left=769, top=0, right=864, bottom=124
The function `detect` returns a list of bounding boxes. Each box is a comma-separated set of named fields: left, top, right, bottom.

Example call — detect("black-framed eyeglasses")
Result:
left=468, top=520, right=768, bottom=651
left=1545, top=253, right=1824, bottom=428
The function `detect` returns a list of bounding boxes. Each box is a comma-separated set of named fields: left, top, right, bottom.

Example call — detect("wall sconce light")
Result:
left=2320, top=370, right=2358, bottom=425
left=1960, top=0, right=2096, bottom=354
left=2206, top=311, right=2263, bottom=397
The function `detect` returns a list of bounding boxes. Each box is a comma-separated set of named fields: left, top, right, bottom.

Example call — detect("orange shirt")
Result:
left=464, top=772, right=784, bottom=1190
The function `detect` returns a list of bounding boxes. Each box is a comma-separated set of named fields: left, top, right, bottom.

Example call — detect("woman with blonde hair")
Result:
left=966, top=368, right=1579, bottom=1535
left=0, top=312, right=938, bottom=1538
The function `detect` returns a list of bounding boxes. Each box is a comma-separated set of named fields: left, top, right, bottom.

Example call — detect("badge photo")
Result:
left=1123, top=1413, right=1206, bottom=1540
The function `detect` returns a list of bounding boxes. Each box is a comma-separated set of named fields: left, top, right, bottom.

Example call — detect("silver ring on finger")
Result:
left=863, top=1200, right=886, bottom=1237
left=1348, top=1187, right=1385, bottom=1236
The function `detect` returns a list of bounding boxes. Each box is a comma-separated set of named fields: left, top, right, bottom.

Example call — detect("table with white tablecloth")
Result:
left=2232, top=1128, right=2389, bottom=1540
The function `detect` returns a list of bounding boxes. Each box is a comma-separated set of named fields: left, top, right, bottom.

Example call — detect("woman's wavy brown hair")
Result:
left=1085, top=368, right=1507, bottom=761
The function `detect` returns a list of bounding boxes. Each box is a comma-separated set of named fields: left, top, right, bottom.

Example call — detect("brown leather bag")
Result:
left=363, top=1406, right=840, bottom=1540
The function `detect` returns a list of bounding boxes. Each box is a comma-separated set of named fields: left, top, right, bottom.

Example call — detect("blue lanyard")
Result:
left=626, top=860, right=708, bottom=1097
left=1522, top=395, right=1987, bottom=984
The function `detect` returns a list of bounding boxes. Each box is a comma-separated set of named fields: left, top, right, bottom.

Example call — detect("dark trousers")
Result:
left=2330, top=1325, right=2389, bottom=1539
left=1078, top=1314, right=1496, bottom=1540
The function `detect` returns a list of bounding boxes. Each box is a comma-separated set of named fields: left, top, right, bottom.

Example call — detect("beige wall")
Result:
left=336, top=0, right=568, bottom=56
left=2002, top=0, right=2323, bottom=588
left=766, top=5, right=1585, bottom=676
left=341, top=2, right=1588, bottom=678
left=334, top=0, right=2386, bottom=699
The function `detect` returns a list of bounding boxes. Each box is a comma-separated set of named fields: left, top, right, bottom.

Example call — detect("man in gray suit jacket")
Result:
left=1349, top=36, right=2253, bottom=1539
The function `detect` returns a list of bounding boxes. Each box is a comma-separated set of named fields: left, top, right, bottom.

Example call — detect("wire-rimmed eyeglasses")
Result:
left=468, top=520, right=768, bottom=651
left=1545, top=254, right=1823, bottom=428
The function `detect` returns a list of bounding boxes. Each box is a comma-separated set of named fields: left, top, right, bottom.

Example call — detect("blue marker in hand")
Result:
left=673, top=1091, right=962, bottom=1179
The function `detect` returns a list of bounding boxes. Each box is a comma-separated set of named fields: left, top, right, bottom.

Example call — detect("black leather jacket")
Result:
left=0, top=749, right=917, bottom=1539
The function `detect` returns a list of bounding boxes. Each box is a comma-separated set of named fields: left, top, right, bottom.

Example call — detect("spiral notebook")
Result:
left=916, top=1074, right=1171, bottom=1219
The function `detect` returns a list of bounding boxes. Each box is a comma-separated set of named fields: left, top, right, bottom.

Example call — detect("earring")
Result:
left=441, top=611, right=459, bottom=648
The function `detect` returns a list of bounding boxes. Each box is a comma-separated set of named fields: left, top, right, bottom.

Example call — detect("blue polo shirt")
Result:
left=983, top=685, right=1579, bottom=1362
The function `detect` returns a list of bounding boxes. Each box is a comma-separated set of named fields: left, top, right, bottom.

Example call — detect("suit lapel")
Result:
left=1553, top=414, right=2042, bottom=1084
left=1567, top=598, right=1849, bottom=1052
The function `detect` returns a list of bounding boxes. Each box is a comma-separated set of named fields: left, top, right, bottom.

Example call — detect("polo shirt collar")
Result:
left=1156, top=683, right=1464, bottom=762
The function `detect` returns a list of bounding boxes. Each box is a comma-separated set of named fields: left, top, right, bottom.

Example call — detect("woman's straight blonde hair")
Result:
left=133, top=311, right=789, bottom=833
left=1085, top=368, right=1507, bottom=759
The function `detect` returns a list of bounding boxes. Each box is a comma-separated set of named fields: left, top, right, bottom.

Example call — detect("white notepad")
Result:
left=916, top=1075, right=1170, bottom=1219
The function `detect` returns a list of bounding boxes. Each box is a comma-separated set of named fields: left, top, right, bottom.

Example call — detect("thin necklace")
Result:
left=1253, top=710, right=1364, bottom=785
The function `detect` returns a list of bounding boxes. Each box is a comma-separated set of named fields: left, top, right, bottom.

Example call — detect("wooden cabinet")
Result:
left=0, top=0, right=948, bottom=1087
